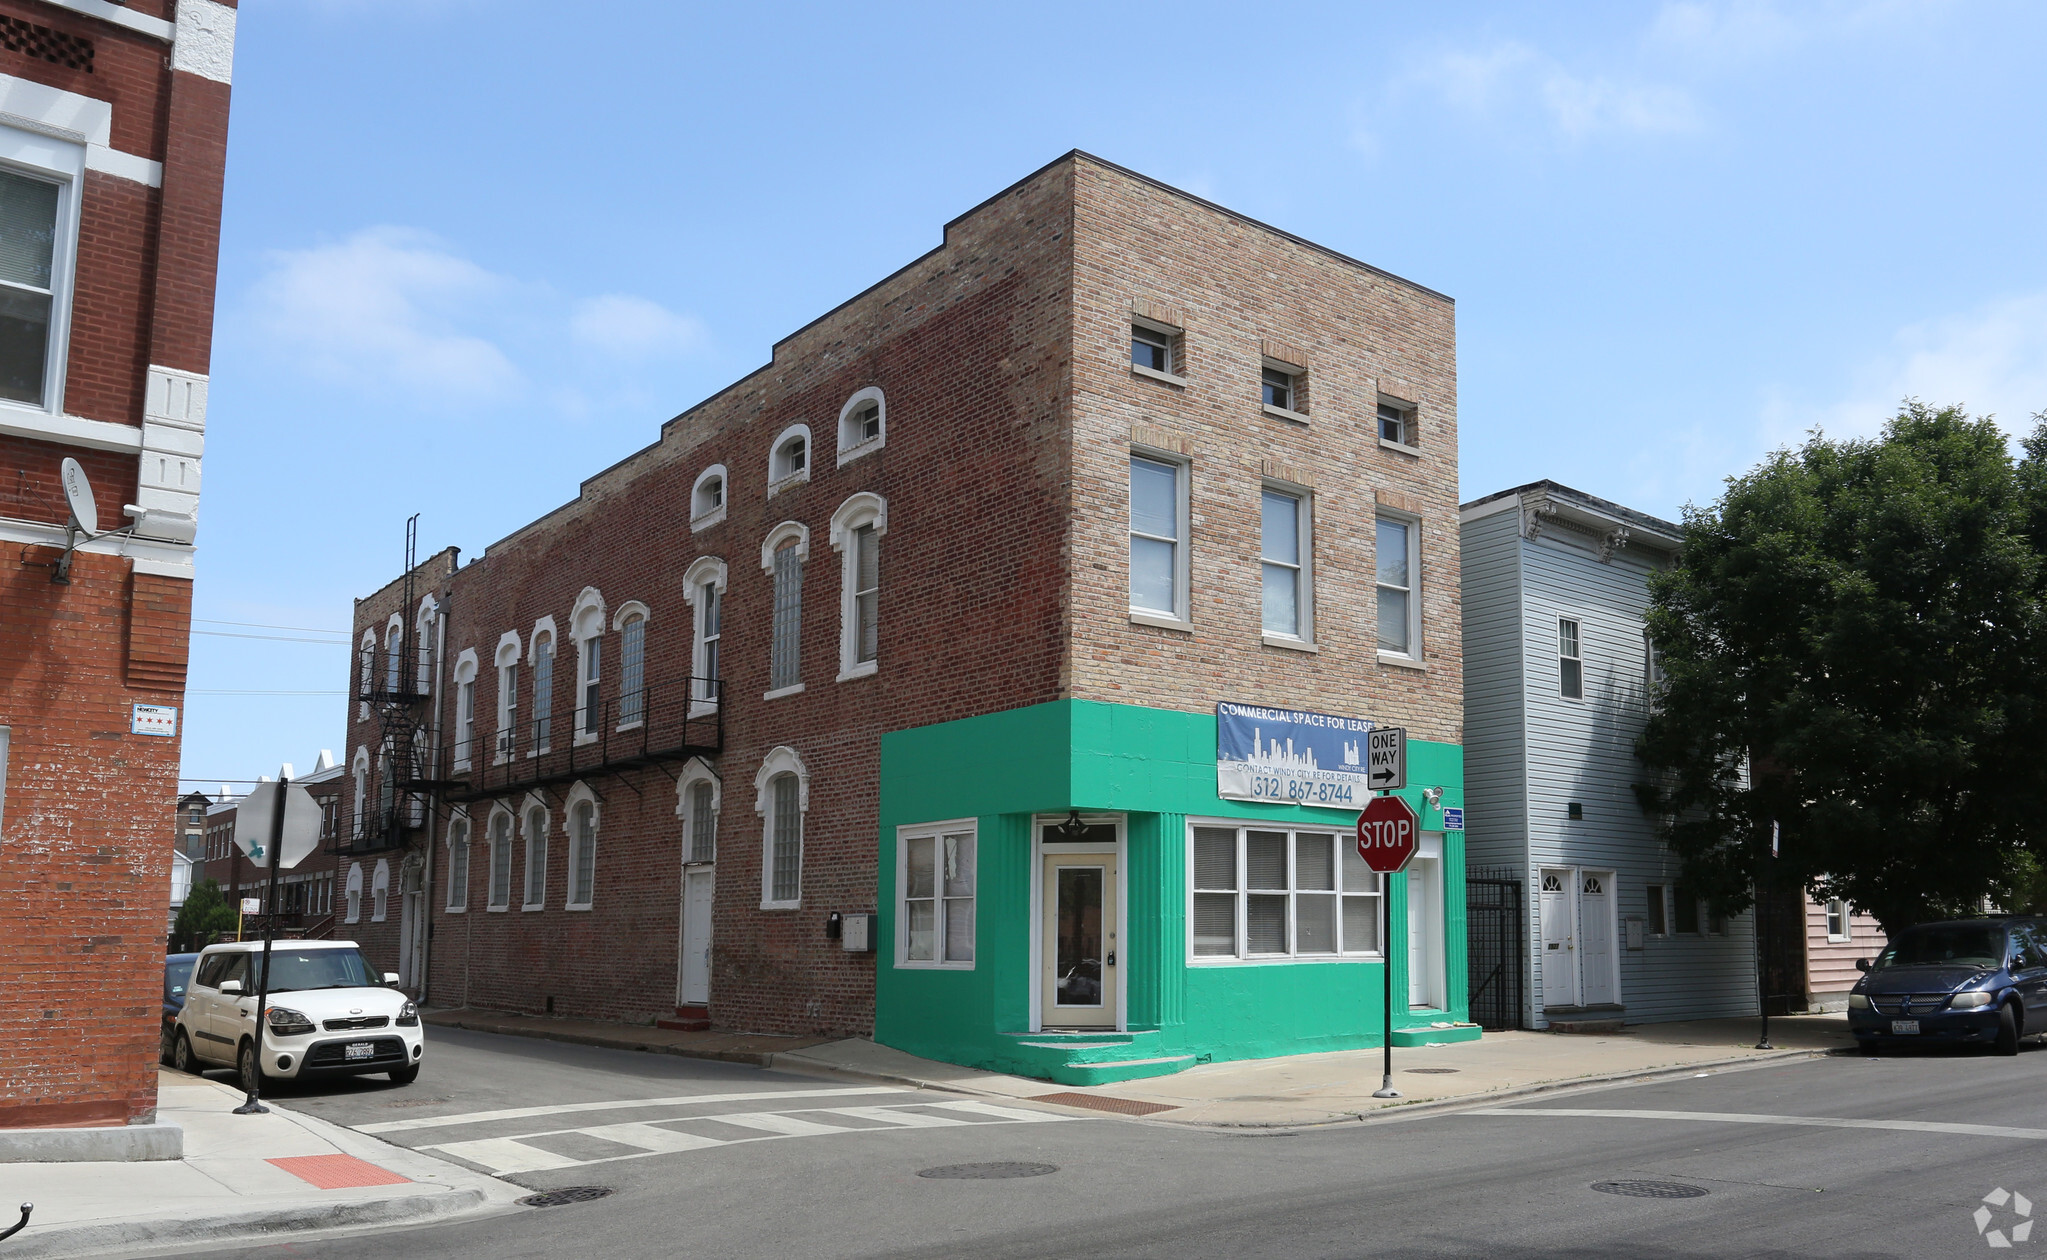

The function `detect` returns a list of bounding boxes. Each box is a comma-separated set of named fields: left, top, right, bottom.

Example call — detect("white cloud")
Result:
left=1764, top=293, right=2047, bottom=444
left=249, top=227, right=523, bottom=403
left=1406, top=40, right=1702, bottom=141
left=1648, top=1, right=1805, bottom=61
left=571, top=294, right=706, bottom=360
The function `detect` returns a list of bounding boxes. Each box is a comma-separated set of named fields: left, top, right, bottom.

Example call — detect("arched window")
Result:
left=530, top=617, right=558, bottom=754
left=754, top=746, right=808, bottom=909
left=372, top=859, right=391, bottom=922
left=678, top=758, right=719, bottom=865
left=830, top=492, right=887, bottom=680
left=683, top=557, right=726, bottom=712
left=761, top=522, right=808, bottom=696
left=345, top=862, right=364, bottom=924
left=445, top=815, right=470, bottom=912
left=350, top=748, right=370, bottom=840
left=487, top=808, right=514, bottom=910
left=835, top=386, right=886, bottom=465
left=522, top=800, right=549, bottom=910
left=357, top=630, right=375, bottom=720
left=376, top=745, right=395, bottom=832
left=613, top=602, right=649, bottom=728
left=691, top=464, right=728, bottom=531
left=571, top=588, right=605, bottom=742
left=768, top=423, right=811, bottom=493
left=452, top=650, right=479, bottom=767
left=415, top=596, right=437, bottom=696
left=565, top=784, right=599, bottom=910
left=384, top=617, right=403, bottom=693
left=494, top=632, right=522, bottom=761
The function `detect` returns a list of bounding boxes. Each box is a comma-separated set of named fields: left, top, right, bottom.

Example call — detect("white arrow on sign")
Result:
left=232, top=780, right=323, bottom=870
left=1368, top=726, right=1406, bottom=791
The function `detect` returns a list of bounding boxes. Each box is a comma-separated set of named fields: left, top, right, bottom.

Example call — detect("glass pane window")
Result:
left=1261, top=490, right=1304, bottom=637
left=532, top=634, right=554, bottom=751
left=580, top=637, right=601, bottom=734
left=0, top=168, right=60, bottom=407
left=489, top=814, right=512, bottom=909
left=1559, top=618, right=1583, bottom=700
left=619, top=616, right=646, bottom=725
left=497, top=663, right=518, bottom=757
left=1261, top=366, right=1293, bottom=411
left=446, top=823, right=469, bottom=911
left=853, top=523, right=879, bottom=665
left=697, top=584, right=722, bottom=703
left=1376, top=517, right=1414, bottom=654
left=689, top=781, right=716, bottom=864
left=772, top=543, right=802, bottom=690
left=523, top=809, right=547, bottom=908
left=770, top=773, right=801, bottom=902
left=1377, top=402, right=1409, bottom=445
left=570, top=803, right=597, bottom=906
left=1131, top=324, right=1170, bottom=373
left=1129, top=455, right=1182, bottom=616
left=1646, top=884, right=1668, bottom=936
left=903, top=828, right=978, bottom=965
left=1195, top=825, right=1381, bottom=959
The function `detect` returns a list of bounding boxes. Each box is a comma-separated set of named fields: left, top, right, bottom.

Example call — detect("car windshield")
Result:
left=247, top=948, right=379, bottom=994
left=1875, top=925, right=2005, bottom=970
left=165, top=959, right=194, bottom=995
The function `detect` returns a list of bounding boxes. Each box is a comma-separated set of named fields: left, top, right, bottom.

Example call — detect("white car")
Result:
left=170, top=940, right=423, bottom=1089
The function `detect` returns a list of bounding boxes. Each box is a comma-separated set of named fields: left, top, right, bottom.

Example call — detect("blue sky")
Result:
left=181, top=0, right=2047, bottom=790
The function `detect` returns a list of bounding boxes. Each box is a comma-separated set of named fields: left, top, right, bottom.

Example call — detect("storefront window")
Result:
left=1191, top=823, right=1382, bottom=959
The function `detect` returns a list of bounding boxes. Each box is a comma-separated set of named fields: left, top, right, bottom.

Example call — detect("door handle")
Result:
left=1106, top=953, right=1116, bottom=967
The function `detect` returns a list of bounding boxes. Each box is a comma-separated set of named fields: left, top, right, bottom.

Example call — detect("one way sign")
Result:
left=1367, top=726, right=1406, bottom=791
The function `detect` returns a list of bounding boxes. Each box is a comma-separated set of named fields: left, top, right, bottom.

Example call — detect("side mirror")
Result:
left=220, top=979, right=243, bottom=994
left=1854, top=959, right=1871, bottom=973
left=383, top=972, right=401, bottom=986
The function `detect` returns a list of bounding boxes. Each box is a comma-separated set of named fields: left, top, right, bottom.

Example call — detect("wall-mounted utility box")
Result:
left=840, top=912, right=875, bottom=953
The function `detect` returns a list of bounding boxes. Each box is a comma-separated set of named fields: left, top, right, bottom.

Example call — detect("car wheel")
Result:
left=238, top=1039, right=263, bottom=1093
left=160, top=1022, right=175, bottom=1066
left=387, top=1063, right=420, bottom=1086
left=1996, top=1003, right=2021, bottom=1057
left=171, top=1030, right=197, bottom=1075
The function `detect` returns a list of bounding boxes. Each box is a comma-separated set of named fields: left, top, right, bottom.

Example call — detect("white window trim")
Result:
left=897, top=817, right=978, bottom=970
left=1128, top=446, right=1192, bottom=629
left=485, top=805, right=515, bottom=912
left=563, top=781, right=600, bottom=911
left=762, top=521, right=809, bottom=697
left=518, top=795, right=550, bottom=911
left=1826, top=899, right=1852, bottom=944
left=445, top=814, right=470, bottom=913
left=682, top=557, right=727, bottom=717
left=829, top=491, right=888, bottom=681
left=611, top=600, right=651, bottom=731
left=1259, top=482, right=1313, bottom=648
left=690, top=463, right=728, bottom=531
left=371, top=859, right=390, bottom=923
left=754, top=745, right=808, bottom=910
left=570, top=586, right=606, bottom=746
left=767, top=423, right=813, bottom=496
left=1375, top=509, right=1424, bottom=665
left=0, top=120, right=83, bottom=422
left=492, top=631, right=522, bottom=764
left=451, top=649, right=479, bottom=769
left=528, top=616, right=559, bottom=756
left=1184, top=818, right=1385, bottom=966
left=344, top=862, right=363, bottom=924
left=1558, top=615, right=1585, bottom=702
left=414, top=595, right=439, bottom=697
left=357, top=629, right=375, bottom=721
left=676, top=757, right=720, bottom=865
left=835, top=386, right=887, bottom=467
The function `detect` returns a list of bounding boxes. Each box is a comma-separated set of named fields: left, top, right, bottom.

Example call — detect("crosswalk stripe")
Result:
left=579, top=1121, right=730, bottom=1153
left=427, top=1136, right=585, bottom=1174
left=358, top=1086, right=909, bottom=1134
left=824, top=1105, right=973, bottom=1129
left=924, top=1099, right=1067, bottom=1123
left=700, top=1111, right=856, bottom=1137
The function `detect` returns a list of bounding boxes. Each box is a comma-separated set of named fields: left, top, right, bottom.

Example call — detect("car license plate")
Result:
left=345, top=1041, right=375, bottom=1060
left=1890, top=1019, right=1920, bottom=1035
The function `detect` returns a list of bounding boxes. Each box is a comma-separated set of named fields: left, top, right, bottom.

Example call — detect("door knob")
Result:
left=1106, top=952, right=1116, bottom=967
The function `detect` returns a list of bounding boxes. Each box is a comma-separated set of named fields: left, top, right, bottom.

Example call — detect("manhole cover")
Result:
left=518, top=1186, right=615, bottom=1207
left=917, top=1162, right=1059, bottom=1180
left=1408, top=1067, right=1460, bottom=1074
left=1591, top=1181, right=1708, bottom=1200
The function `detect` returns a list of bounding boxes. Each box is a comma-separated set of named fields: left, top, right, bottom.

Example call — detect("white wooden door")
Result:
left=1579, top=871, right=1617, bottom=1006
left=1539, top=868, right=1577, bottom=1009
left=398, top=890, right=422, bottom=986
left=1406, top=837, right=1445, bottom=1009
left=678, top=868, right=714, bottom=1005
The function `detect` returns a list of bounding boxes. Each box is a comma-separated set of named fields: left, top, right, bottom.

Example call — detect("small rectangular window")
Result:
left=1130, top=324, right=1171, bottom=374
left=1645, top=885, right=1667, bottom=936
left=901, top=826, right=976, bottom=967
left=1826, top=899, right=1850, bottom=942
left=1261, top=366, right=1293, bottom=412
left=1559, top=618, right=1584, bottom=699
left=1376, top=517, right=1416, bottom=655
left=771, top=542, right=803, bottom=691
left=1260, top=489, right=1306, bottom=639
left=1673, top=886, right=1700, bottom=934
left=1129, top=454, right=1185, bottom=620
left=1377, top=401, right=1412, bottom=446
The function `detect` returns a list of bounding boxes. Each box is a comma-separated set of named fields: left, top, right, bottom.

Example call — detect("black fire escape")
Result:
left=333, top=516, right=437, bottom=857
left=435, top=672, right=723, bottom=804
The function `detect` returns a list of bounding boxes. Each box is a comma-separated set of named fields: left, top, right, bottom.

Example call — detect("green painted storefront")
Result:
left=875, top=699, right=1472, bottom=1085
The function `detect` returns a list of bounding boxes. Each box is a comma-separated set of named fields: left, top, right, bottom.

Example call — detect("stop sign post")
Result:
left=1358, top=794, right=1421, bottom=1098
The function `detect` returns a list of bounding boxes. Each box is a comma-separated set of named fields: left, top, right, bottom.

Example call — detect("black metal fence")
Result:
left=1467, top=865, right=1526, bottom=1030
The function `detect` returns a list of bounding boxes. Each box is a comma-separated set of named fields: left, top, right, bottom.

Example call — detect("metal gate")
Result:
left=1467, top=866, right=1525, bottom=1030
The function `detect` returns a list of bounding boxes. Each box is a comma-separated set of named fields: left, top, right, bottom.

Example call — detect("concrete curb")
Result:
left=0, top=1121, right=183, bottom=1163
left=8, top=1187, right=488, bottom=1260
left=425, top=1012, right=801, bottom=1068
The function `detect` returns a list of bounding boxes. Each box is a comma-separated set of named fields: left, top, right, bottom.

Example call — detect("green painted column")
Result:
left=987, top=812, right=1034, bottom=1034
left=1126, top=812, right=1186, bottom=1031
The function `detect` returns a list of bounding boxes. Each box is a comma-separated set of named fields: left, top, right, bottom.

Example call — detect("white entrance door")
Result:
left=1041, top=852, right=1118, bottom=1029
left=678, top=868, right=714, bottom=1006
left=1579, top=871, right=1617, bottom=1006
left=1539, top=868, right=1577, bottom=1009
left=1406, top=833, right=1445, bottom=1010
left=398, top=861, right=424, bottom=987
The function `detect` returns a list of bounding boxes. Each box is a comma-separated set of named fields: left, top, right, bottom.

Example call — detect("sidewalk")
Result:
left=423, top=1007, right=831, bottom=1064
left=3, top=1071, right=522, bottom=1259
left=773, top=1015, right=1856, bottom=1128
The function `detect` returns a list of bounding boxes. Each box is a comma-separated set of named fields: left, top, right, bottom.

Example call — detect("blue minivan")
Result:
left=1848, top=918, right=2047, bottom=1055
left=161, top=952, right=201, bottom=1064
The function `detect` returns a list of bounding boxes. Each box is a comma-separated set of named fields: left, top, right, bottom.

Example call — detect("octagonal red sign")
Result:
left=1356, top=795, right=1420, bottom=874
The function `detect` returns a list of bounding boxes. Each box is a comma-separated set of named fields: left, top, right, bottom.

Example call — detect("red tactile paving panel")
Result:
left=267, top=1154, right=413, bottom=1189
left=1031, top=1092, right=1177, bottom=1116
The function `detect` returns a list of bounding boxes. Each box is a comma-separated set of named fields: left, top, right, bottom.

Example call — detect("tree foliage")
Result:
left=1636, top=402, right=2047, bottom=935
left=173, top=877, right=238, bottom=951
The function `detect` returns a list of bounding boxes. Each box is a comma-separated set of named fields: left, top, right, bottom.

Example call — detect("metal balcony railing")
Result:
left=430, top=676, right=723, bottom=803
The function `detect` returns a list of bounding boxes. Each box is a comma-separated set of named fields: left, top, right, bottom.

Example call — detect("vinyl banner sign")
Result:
left=1216, top=702, right=1377, bottom=807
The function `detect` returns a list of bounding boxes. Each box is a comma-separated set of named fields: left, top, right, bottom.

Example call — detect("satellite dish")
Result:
left=60, top=457, right=98, bottom=536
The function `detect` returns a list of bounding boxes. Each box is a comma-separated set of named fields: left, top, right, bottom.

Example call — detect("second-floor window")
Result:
left=687, top=780, right=716, bottom=863
left=695, top=581, right=721, bottom=705
left=523, top=807, right=547, bottom=910
left=618, top=613, right=646, bottom=727
left=1375, top=516, right=1417, bottom=656
left=580, top=636, right=602, bottom=736
left=0, top=165, right=65, bottom=408
left=771, top=540, right=802, bottom=691
left=1129, top=454, right=1186, bottom=621
left=848, top=523, right=878, bottom=668
left=1559, top=618, right=1584, bottom=700
left=1260, top=489, right=1307, bottom=639
left=455, top=674, right=476, bottom=765
left=496, top=658, right=518, bottom=758
left=488, top=813, right=513, bottom=910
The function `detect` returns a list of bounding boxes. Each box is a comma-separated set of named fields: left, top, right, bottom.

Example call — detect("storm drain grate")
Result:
left=518, top=1186, right=615, bottom=1208
left=1032, top=1092, right=1176, bottom=1116
left=1592, top=1181, right=1709, bottom=1200
left=918, top=1162, right=1059, bottom=1180
left=1408, top=1067, right=1461, bottom=1074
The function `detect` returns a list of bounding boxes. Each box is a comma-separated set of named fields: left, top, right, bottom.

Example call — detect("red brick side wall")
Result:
left=0, top=435, right=133, bottom=525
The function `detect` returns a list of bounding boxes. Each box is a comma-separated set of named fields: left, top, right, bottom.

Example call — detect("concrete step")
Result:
left=655, top=1005, right=711, bottom=1032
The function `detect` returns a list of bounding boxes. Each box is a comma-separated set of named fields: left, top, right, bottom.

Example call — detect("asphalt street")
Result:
left=163, top=1027, right=2047, bottom=1259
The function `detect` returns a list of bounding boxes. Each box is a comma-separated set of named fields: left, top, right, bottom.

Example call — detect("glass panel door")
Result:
left=1041, top=852, right=1117, bottom=1028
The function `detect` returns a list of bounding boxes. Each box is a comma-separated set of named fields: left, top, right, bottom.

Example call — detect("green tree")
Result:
left=1636, top=402, right=2047, bottom=935
left=174, top=877, right=238, bottom=951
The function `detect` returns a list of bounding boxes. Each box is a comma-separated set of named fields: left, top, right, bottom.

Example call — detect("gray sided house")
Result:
left=1460, top=482, right=1756, bottom=1030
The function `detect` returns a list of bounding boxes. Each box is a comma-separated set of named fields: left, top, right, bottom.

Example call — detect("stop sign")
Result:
left=1356, top=795, right=1420, bottom=873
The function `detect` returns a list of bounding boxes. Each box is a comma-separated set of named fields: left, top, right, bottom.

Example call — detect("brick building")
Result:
left=0, top=1, right=235, bottom=1136
left=347, top=152, right=1469, bottom=1083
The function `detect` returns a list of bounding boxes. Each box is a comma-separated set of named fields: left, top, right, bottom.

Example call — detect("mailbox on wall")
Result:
left=840, top=912, right=875, bottom=954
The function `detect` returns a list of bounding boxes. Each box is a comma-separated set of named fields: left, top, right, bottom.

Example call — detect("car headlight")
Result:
left=266, top=1006, right=315, bottom=1036
left=1848, top=992, right=1871, bottom=1009
left=396, top=1001, right=419, bottom=1027
left=1950, top=991, right=1996, bottom=1009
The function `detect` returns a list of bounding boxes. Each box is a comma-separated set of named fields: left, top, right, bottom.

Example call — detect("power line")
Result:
left=193, top=618, right=350, bottom=635
left=191, top=630, right=350, bottom=644
left=187, top=689, right=346, bottom=696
